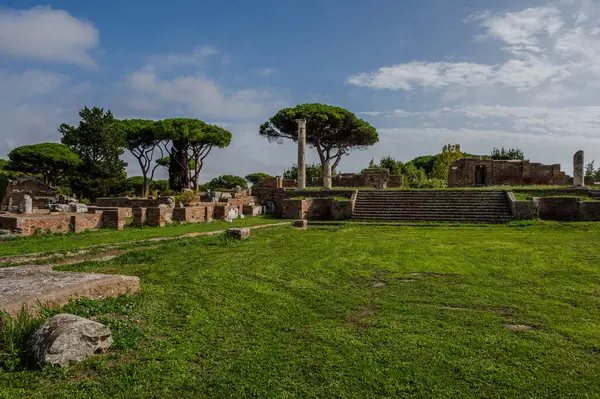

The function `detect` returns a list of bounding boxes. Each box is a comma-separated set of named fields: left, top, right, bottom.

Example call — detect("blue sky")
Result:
left=1, top=0, right=599, bottom=181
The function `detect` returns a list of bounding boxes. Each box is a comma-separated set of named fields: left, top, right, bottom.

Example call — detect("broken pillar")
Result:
left=20, top=194, right=32, bottom=214
left=573, top=150, right=585, bottom=187
left=323, top=161, right=332, bottom=190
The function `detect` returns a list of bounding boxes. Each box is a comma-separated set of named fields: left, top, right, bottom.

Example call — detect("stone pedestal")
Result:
left=293, top=220, right=308, bottom=229
left=573, top=150, right=585, bottom=187
left=226, top=228, right=250, bottom=239
left=296, top=119, right=307, bottom=189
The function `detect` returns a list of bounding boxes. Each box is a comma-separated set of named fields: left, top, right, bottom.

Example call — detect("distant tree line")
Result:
left=1, top=106, right=234, bottom=201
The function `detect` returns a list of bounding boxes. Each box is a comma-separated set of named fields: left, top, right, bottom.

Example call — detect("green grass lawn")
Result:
left=0, top=215, right=286, bottom=257
left=3, top=222, right=600, bottom=398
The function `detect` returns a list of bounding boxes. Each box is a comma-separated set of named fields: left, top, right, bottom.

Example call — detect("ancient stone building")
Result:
left=1, top=177, right=60, bottom=211
left=448, top=159, right=569, bottom=187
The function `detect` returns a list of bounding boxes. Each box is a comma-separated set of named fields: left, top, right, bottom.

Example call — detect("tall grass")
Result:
left=0, top=304, right=51, bottom=371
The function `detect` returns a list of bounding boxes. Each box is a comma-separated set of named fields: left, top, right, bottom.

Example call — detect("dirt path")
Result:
left=0, top=222, right=291, bottom=266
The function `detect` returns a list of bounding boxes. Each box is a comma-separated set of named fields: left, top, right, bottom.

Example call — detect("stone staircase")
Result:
left=352, top=190, right=514, bottom=223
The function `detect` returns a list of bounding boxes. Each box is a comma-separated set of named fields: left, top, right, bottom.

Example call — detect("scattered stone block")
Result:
left=243, top=205, right=264, bottom=216
left=0, top=265, right=140, bottom=316
left=69, top=203, right=88, bottom=213
left=226, top=228, right=250, bottom=239
left=30, top=314, right=112, bottom=367
left=50, top=204, right=70, bottom=213
left=293, top=220, right=308, bottom=229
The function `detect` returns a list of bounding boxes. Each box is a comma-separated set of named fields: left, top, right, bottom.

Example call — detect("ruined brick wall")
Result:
left=537, top=197, right=580, bottom=220
left=102, top=209, right=128, bottom=230
left=580, top=202, right=600, bottom=221
left=280, top=200, right=303, bottom=219
left=95, top=197, right=174, bottom=208
left=0, top=214, right=71, bottom=235
left=280, top=198, right=352, bottom=220
left=332, top=169, right=392, bottom=188
left=213, top=205, right=238, bottom=220
left=252, top=188, right=355, bottom=216
left=449, top=159, right=568, bottom=187
left=331, top=200, right=353, bottom=219
left=145, top=207, right=173, bottom=227
left=71, top=213, right=103, bottom=233
left=132, top=207, right=147, bottom=226
left=173, top=206, right=208, bottom=223
left=88, top=206, right=133, bottom=218
left=1, top=178, right=58, bottom=210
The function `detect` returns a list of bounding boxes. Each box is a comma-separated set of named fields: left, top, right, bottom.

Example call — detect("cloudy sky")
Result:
left=1, top=0, right=599, bottom=181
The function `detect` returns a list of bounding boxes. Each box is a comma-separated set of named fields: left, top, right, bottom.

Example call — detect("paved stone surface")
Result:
left=0, top=265, right=140, bottom=315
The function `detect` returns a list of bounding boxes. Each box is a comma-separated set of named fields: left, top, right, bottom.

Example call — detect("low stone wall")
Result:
left=507, top=191, right=600, bottom=221
left=71, top=213, right=103, bottom=232
left=580, top=202, right=600, bottom=221
left=512, top=188, right=591, bottom=197
left=281, top=198, right=354, bottom=220
left=0, top=211, right=106, bottom=236
left=173, top=205, right=214, bottom=223
left=88, top=206, right=133, bottom=218
left=331, top=199, right=353, bottom=219
left=95, top=196, right=174, bottom=208
left=252, top=188, right=355, bottom=215
left=537, top=197, right=580, bottom=220
left=132, top=207, right=147, bottom=226
left=102, top=209, right=127, bottom=231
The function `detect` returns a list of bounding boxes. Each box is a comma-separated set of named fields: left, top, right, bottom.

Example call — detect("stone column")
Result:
left=20, top=194, right=32, bottom=214
left=573, top=150, right=585, bottom=187
left=296, top=119, right=307, bottom=189
left=323, top=161, right=332, bottom=190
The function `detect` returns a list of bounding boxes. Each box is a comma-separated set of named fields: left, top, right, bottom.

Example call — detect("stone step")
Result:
left=354, top=205, right=510, bottom=211
left=351, top=216, right=512, bottom=223
left=352, top=212, right=513, bottom=218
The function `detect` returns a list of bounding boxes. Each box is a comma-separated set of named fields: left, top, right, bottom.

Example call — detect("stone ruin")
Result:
left=448, top=158, right=569, bottom=187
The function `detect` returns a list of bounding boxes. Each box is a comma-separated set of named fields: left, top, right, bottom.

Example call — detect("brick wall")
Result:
left=280, top=198, right=353, bottom=220
left=71, top=213, right=103, bottom=233
left=580, top=202, right=600, bottom=221
left=102, top=209, right=128, bottom=230
left=1, top=178, right=58, bottom=210
left=95, top=196, right=174, bottom=208
left=173, top=206, right=207, bottom=223
left=537, top=197, right=580, bottom=220
left=132, top=207, right=147, bottom=226
left=146, top=207, right=174, bottom=227
left=449, top=159, right=569, bottom=187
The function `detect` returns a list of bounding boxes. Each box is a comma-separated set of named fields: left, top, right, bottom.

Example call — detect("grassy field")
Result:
left=0, top=215, right=286, bottom=257
left=2, top=222, right=600, bottom=398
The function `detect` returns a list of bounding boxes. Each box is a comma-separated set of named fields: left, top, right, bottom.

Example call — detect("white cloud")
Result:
left=127, top=60, right=286, bottom=119
left=259, top=68, right=276, bottom=77
left=348, top=1, right=600, bottom=170
left=476, top=7, right=564, bottom=49
left=0, top=6, right=99, bottom=67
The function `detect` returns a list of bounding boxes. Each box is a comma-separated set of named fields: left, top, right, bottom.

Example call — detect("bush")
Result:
left=174, top=191, right=198, bottom=203
left=206, top=175, right=248, bottom=190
